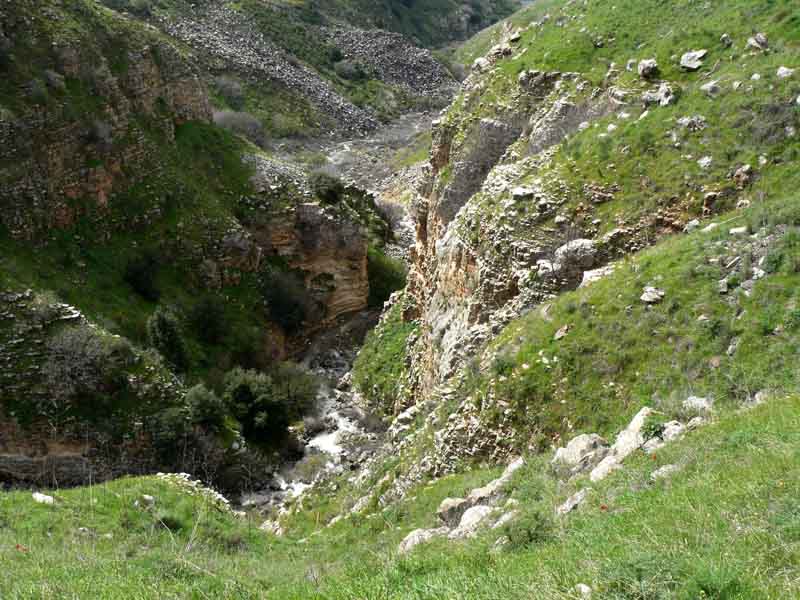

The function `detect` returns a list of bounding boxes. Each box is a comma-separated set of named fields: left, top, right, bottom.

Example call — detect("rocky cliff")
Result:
left=349, top=0, right=800, bottom=498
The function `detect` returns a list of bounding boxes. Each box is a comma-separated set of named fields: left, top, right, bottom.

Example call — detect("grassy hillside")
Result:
left=4, top=397, right=798, bottom=598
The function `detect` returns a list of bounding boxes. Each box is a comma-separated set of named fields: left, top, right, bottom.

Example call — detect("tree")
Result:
left=147, top=306, right=188, bottom=372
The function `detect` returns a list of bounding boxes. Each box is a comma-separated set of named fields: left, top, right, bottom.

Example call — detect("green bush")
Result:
left=147, top=306, right=188, bottom=372
left=262, top=269, right=312, bottom=334
left=186, top=384, right=227, bottom=431
left=123, top=252, right=160, bottom=302
left=309, top=170, right=345, bottom=205
left=189, top=296, right=227, bottom=345
left=367, top=247, right=406, bottom=308
left=43, top=325, right=135, bottom=407
left=222, top=365, right=317, bottom=445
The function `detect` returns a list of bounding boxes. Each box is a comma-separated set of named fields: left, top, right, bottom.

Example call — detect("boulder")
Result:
left=466, top=457, right=524, bottom=505
left=437, top=497, right=470, bottom=527
left=746, top=33, right=768, bottom=51
left=580, top=265, right=615, bottom=287
left=590, top=455, right=621, bottom=482
left=637, top=59, right=659, bottom=80
left=398, top=527, right=449, bottom=554
left=491, top=510, right=519, bottom=529
left=683, top=396, right=713, bottom=413
left=554, top=239, right=598, bottom=278
left=448, top=505, right=496, bottom=539
left=32, top=492, right=55, bottom=505
left=642, top=82, right=677, bottom=107
left=680, top=49, right=708, bottom=71
left=642, top=421, right=685, bottom=453
left=556, top=488, right=588, bottom=516
left=612, top=407, right=655, bottom=460
left=640, top=287, right=665, bottom=304
left=552, top=433, right=609, bottom=472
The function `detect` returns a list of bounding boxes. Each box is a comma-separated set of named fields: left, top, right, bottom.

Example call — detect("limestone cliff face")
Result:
left=253, top=203, right=369, bottom=325
left=405, top=46, right=620, bottom=405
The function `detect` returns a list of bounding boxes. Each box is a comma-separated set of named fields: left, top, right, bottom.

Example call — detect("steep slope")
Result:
left=97, top=0, right=508, bottom=140
left=345, top=0, right=800, bottom=508
left=0, top=0, right=402, bottom=489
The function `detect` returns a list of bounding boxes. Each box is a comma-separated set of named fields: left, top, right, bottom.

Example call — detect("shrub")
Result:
left=214, top=76, right=245, bottom=111
left=189, top=296, right=227, bottom=344
left=262, top=269, right=312, bottom=334
left=334, top=60, right=367, bottom=81
left=123, top=252, right=160, bottom=301
left=213, top=111, right=266, bottom=148
left=43, top=325, right=135, bottom=406
left=147, top=306, right=188, bottom=372
left=501, top=509, right=554, bottom=550
left=186, top=384, right=227, bottom=431
left=367, top=247, right=407, bottom=308
left=222, top=365, right=317, bottom=445
left=309, top=170, right=345, bottom=204
left=375, top=199, right=407, bottom=231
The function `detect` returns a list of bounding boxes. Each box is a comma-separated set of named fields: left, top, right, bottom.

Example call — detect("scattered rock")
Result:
left=720, top=33, right=732, bottom=48
left=552, top=433, right=609, bottom=472
left=437, top=497, right=470, bottom=527
left=684, top=219, right=700, bottom=232
left=556, top=488, right=588, bottom=516
left=259, top=519, right=284, bottom=536
left=687, top=416, right=707, bottom=430
left=746, top=33, right=768, bottom=52
left=32, top=492, right=54, bottom=505
left=729, top=226, right=748, bottom=236
left=642, top=82, right=677, bottom=107
left=448, top=505, right=496, bottom=539
left=683, top=396, right=713, bottom=413
left=680, top=49, right=708, bottom=71
left=398, top=527, right=449, bottom=554
left=733, top=164, right=753, bottom=189
left=650, top=464, right=681, bottom=481
left=575, top=583, right=593, bottom=599
left=777, top=66, right=795, bottom=79
left=640, top=287, right=665, bottom=304
left=697, top=156, right=713, bottom=169
left=554, top=324, right=571, bottom=341
left=700, top=80, right=721, bottom=97
left=638, top=59, right=659, bottom=80
left=678, top=115, right=707, bottom=132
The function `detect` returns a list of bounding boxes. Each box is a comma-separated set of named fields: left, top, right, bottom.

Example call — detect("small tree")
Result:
left=186, top=384, right=227, bottom=431
left=189, top=295, right=227, bottom=344
left=147, top=306, right=188, bottom=372
left=309, top=170, right=345, bottom=205
left=223, top=368, right=286, bottom=443
left=124, top=252, right=160, bottom=301
left=213, top=111, right=266, bottom=148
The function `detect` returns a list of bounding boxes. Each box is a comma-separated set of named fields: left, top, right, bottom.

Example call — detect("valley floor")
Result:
left=3, top=395, right=799, bottom=599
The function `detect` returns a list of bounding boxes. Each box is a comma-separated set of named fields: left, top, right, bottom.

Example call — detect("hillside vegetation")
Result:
left=3, top=0, right=800, bottom=596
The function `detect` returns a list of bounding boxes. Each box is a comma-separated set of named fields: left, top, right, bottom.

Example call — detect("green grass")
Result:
left=4, top=396, right=798, bottom=598
left=352, top=298, right=417, bottom=416
left=458, top=192, right=800, bottom=449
